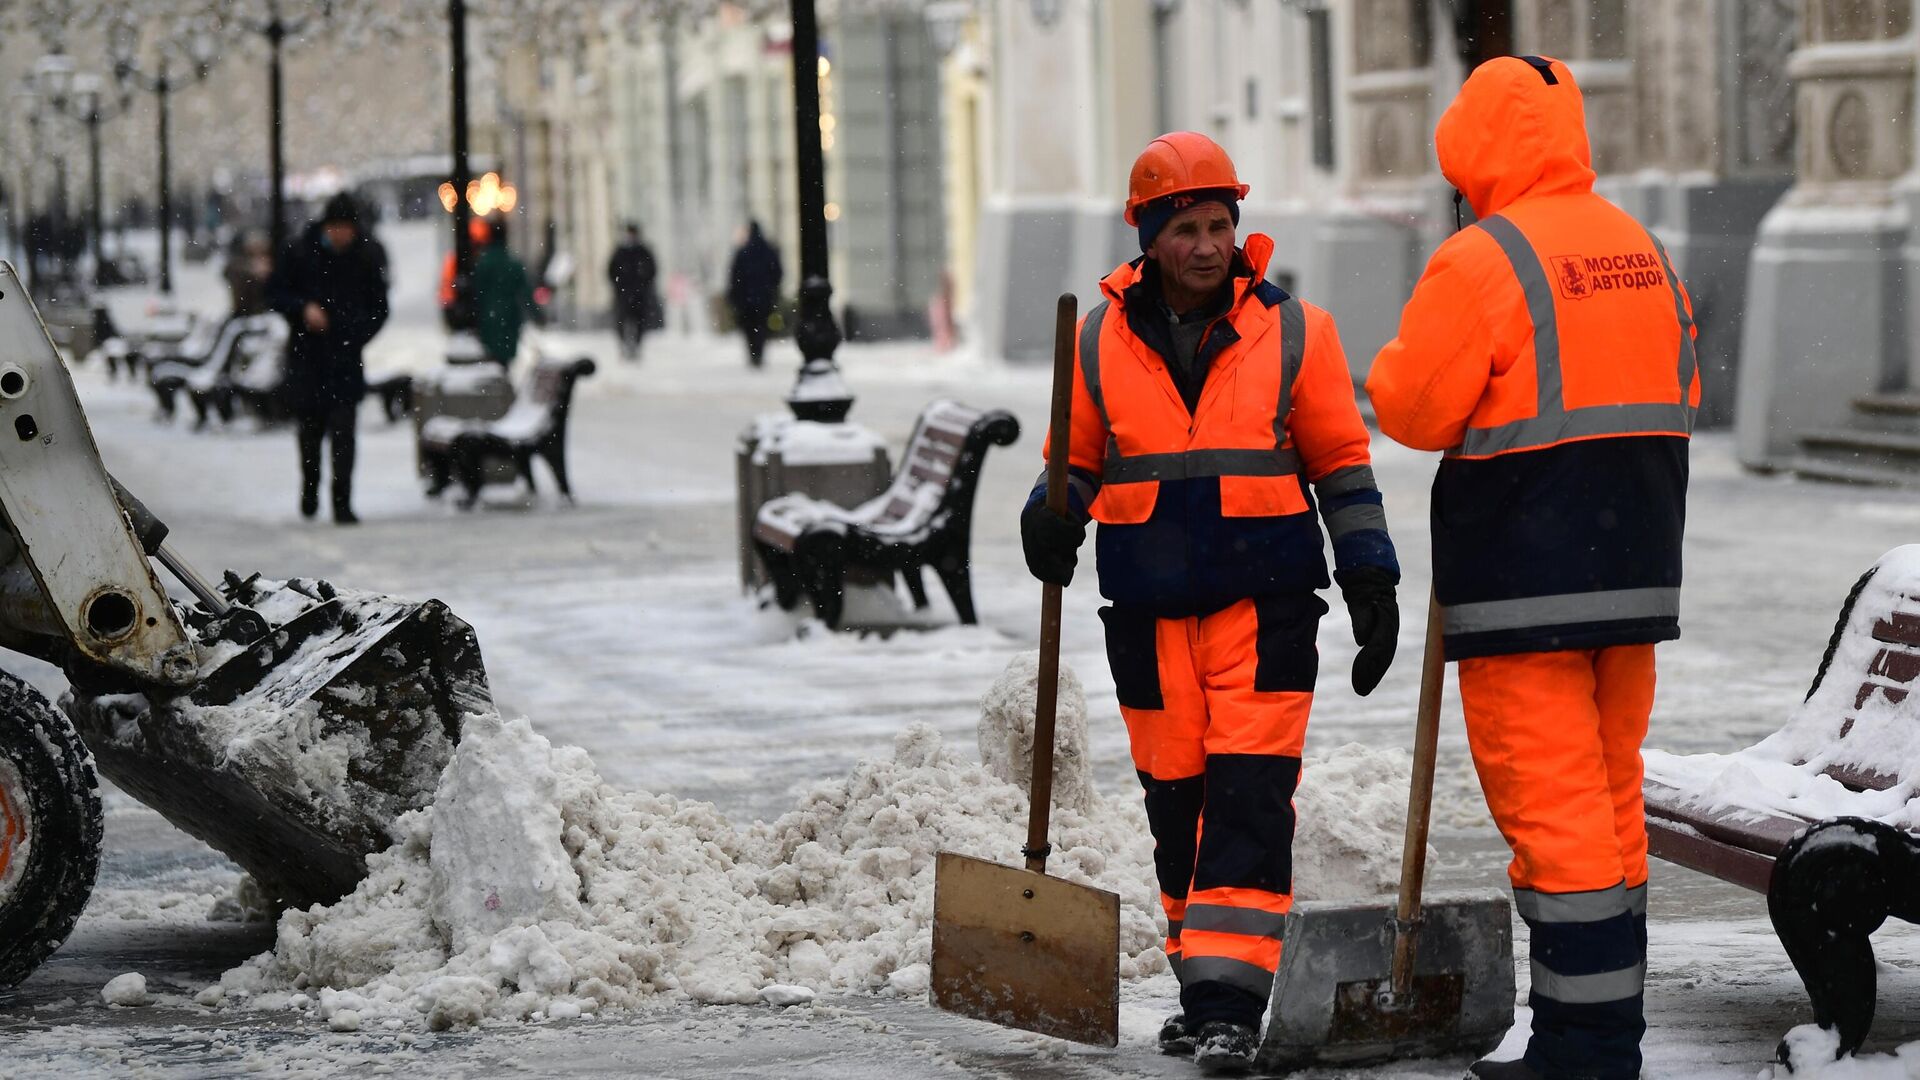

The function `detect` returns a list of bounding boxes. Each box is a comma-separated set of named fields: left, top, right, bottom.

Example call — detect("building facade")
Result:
left=513, top=0, right=1915, bottom=474
left=518, top=4, right=947, bottom=341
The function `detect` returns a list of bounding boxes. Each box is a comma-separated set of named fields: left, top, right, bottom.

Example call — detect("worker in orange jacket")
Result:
left=1021, top=132, right=1401, bottom=1073
left=1366, top=57, right=1699, bottom=1080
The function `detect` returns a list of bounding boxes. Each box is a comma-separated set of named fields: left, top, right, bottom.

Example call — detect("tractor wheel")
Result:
left=0, top=671, right=102, bottom=987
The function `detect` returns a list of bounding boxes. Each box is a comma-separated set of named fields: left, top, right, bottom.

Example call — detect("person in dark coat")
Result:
left=469, top=215, right=537, bottom=366
left=607, top=222, right=658, bottom=361
left=726, top=221, right=783, bottom=368
left=267, top=192, right=389, bottom=525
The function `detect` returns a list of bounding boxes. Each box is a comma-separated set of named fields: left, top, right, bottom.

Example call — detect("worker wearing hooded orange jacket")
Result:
left=1367, top=57, right=1699, bottom=1080
left=1020, top=132, right=1401, bottom=1072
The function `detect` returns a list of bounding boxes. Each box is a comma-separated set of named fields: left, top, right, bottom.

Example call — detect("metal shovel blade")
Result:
left=930, top=851, right=1121, bottom=1046
left=1259, top=890, right=1516, bottom=1069
left=65, top=578, right=491, bottom=908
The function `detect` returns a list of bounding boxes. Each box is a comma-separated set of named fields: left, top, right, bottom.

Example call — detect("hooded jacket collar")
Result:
left=1436, top=55, right=1595, bottom=219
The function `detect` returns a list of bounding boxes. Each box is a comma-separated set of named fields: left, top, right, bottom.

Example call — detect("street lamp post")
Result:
left=235, top=1, right=329, bottom=256
left=785, top=0, right=854, bottom=423
left=76, top=77, right=106, bottom=289
left=29, top=55, right=75, bottom=289
left=449, top=0, right=475, bottom=323
left=267, top=10, right=287, bottom=253
left=114, top=23, right=218, bottom=296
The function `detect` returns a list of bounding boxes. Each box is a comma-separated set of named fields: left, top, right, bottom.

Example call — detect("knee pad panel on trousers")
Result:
left=1192, top=753, right=1300, bottom=895
left=1139, top=771, right=1206, bottom=903
left=1252, top=594, right=1327, bottom=693
left=1100, top=605, right=1164, bottom=709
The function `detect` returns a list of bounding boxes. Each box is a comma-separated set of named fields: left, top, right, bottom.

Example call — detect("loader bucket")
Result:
left=64, top=577, right=490, bottom=908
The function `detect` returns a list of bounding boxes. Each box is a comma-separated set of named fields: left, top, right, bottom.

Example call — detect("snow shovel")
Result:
left=930, top=293, right=1121, bottom=1047
left=1258, top=593, right=1515, bottom=1069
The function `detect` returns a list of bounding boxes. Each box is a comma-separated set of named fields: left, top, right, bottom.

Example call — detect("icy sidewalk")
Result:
left=11, top=238, right=1920, bottom=1072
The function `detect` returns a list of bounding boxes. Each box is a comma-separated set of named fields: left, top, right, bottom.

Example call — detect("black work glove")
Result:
left=1336, top=566, right=1399, bottom=697
left=1021, top=502, right=1086, bottom=587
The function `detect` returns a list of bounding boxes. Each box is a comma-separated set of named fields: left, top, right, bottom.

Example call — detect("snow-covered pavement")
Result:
left=3, top=224, right=1920, bottom=1077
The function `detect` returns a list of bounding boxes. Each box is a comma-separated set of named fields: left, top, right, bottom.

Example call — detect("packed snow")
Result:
left=208, top=654, right=1416, bottom=1032
left=99, top=973, right=150, bottom=1007
left=12, top=221, right=1920, bottom=1075
left=1643, top=544, right=1920, bottom=830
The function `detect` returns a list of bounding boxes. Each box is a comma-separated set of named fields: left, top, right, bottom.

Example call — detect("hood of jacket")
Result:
left=1436, top=55, right=1595, bottom=219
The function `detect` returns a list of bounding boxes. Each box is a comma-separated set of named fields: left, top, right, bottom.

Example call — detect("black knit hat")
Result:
left=1136, top=187, right=1241, bottom=252
left=321, top=192, right=361, bottom=227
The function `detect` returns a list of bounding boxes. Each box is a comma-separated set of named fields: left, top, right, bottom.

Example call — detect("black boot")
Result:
left=1192, top=1021, right=1257, bottom=1075
left=333, top=501, right=360, bottom=526
left=300, top=489, right=319, bottom=520
left=1157, top=1013, right=1196, bottom=1056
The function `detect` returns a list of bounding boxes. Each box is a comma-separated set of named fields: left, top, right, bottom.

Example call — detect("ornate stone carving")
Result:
left=1537, top=0, right=1577, bottom=55
left=1730, top=0, right=1798, bottom=173
left=1359, top=0, right=1436, bottom=72
left=1827, top=89, right=1871, bottom=177
left=1353, top=0, right=1432, bottom=73
left=1365, top=106, right=1407, bottom=179
left=1813, top=0, right=1909, bottom=41
left=1590, top=0, right=1628, bottom=59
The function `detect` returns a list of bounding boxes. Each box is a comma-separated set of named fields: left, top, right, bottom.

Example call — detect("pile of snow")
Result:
left=977, top=652, right=1095, bottom=813
left=213, top=660, right=1417, bottom=1031
left=100, top=973, right=150, bottom=1007
left=1767, top=1023, right=1920, bottom=1078
left=1645, top=545, right=1920, bottom=830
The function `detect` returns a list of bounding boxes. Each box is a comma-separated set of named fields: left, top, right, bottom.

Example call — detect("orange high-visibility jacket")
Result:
left=1034, top=233, right=1397, bottom=617
left=1367, top=55, right=1700, bottom=659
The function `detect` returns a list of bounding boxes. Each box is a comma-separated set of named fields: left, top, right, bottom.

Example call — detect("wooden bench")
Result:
left=751, top=400, right=1019, bottom=629
left=148, top=315, right=280, bottom=427
left=1643, top=545, right=1920, bottom=1058
left=416, top=353, right=596, bottom=508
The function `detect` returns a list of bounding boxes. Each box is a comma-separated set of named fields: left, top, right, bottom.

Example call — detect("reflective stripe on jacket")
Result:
left=1034, top=233, right=1397, bottom=617
left=1367, top=54, right=1699, bottom=660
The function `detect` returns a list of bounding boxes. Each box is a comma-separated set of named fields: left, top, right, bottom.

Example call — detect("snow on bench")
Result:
left=752, top=400, right=1019, bottom=629
left=417, top=352, right=596, bottom=508
left=148, top=315, right=284, bottom=427
left=1644, top=545, right=1920, bottom=890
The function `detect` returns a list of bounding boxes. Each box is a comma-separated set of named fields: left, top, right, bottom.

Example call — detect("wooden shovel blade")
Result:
left=929, top=850, right=1121, bottom=1046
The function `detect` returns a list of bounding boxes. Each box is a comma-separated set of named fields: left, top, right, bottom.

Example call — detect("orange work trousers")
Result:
left=1102, top=594, right=1323, bottom=1028
left=1458, top=645, right=1656, bottom=1078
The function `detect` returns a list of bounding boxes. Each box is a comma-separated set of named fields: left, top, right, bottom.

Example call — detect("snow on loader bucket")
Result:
left=65, top=575, right=491, bottom=907
left=0, top=262, right=489, bottom=986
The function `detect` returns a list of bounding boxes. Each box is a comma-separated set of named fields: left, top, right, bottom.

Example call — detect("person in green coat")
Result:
left=469, top=216, right=537, bottom=365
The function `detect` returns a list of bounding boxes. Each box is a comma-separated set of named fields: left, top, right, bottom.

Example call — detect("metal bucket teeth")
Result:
left=64, top=578, right=491, bottom=908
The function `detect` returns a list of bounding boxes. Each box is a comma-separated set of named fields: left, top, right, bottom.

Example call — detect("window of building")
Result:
left=1308, top=7, right=1335, bottom=170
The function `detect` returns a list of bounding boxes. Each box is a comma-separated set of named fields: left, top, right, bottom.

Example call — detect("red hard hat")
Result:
left=1125, top=132, right=1249, bottom=225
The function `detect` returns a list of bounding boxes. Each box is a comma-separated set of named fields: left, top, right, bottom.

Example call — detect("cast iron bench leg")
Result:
left=1768, top=817, right=1920, bottom=1062
left=902, top=568, right=930, bottom=610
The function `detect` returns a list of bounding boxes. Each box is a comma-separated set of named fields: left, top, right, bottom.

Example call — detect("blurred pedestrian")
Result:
left=267, top=192, right=389, bottom=525
left=726, top=221, right=783, bottom=369
left=223, top=229, right=274, bottom=317
left=439, top=216, right=493, bottom=329
left=607, top=222, right=659, bottom=361
left=468, top=215, right=537, bottom=366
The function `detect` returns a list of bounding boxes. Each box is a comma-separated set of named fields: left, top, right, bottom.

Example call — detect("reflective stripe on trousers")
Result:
left=1516, top=881, right=1648, bottom=1005
left=1459, top=646, right=1654, bottom=1076
left=1115, top=598, right=1315, bottom=1025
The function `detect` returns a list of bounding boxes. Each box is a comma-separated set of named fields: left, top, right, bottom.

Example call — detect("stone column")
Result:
left=1310, top=0, right=1442, bottom=379
left=1582, top=0, right=1799, bottom=428
left=1736, top=0, right=1915, bottom=468
left=971, top=0, right=1091, bottom=361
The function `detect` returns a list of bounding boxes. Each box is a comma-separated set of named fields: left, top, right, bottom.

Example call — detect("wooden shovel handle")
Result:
left=1391, top=591, right=1445, bottom=996
left=1026, top=293, right=1077, bottom=874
